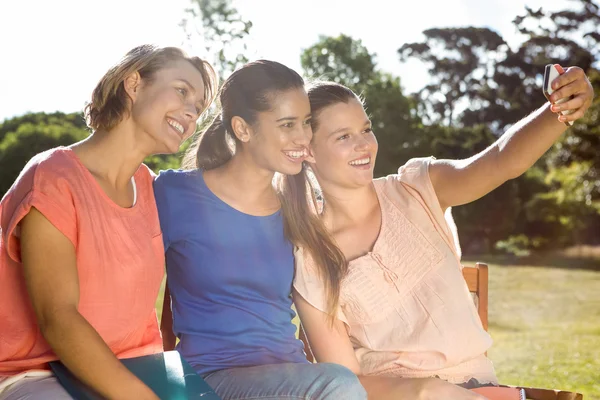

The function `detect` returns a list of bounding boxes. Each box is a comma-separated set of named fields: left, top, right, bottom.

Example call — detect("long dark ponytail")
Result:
left=279, top=81, right=363, bottom=320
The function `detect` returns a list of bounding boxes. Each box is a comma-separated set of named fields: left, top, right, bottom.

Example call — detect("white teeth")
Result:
left=349, top=157, right=370, bottom=166
left=285, top=149, right=307, bottom=159
left=167, top=119, right=185, bottom=135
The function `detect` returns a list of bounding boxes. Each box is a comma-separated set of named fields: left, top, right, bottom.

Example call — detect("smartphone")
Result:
left=543, top=64, right=574, bottom=126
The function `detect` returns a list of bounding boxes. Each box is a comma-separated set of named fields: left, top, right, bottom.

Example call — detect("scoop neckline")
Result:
left=196, top=169, right=281, bottom=219
left=61, top=147, right=143, bottom=213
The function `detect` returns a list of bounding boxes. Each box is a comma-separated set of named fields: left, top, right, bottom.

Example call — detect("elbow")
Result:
left=506, top=166, right=527, bottom=181
left=505, top=161, right=533, bottom=180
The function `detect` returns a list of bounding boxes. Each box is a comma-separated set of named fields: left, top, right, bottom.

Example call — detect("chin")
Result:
left=353, top=173, right=374, bottom=186
left=285, top=166, right=304, bottom=176
left=163, top=139, right=183, bottom=155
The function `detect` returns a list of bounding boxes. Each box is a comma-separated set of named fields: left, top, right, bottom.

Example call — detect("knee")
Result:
left=316, top=363, right=367, bottom=400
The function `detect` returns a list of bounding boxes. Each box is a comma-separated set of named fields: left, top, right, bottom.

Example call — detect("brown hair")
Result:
left=280, top=81, right=363, bottom=320
left=182, top=60, right=305, bottom=170
left=84, top=44, right=218, bottom=132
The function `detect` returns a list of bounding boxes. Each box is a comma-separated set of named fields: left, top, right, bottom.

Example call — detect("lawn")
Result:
left=155, top=260, right=600, bottom=399
left=481, top=261, right=600, bottom=399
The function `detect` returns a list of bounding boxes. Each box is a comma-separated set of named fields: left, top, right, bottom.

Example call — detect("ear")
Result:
left=123, top=71, right=142, bottom=103
left=305, top=145, right=317, bottom=164
left=231, top=116, right=252, bottom=143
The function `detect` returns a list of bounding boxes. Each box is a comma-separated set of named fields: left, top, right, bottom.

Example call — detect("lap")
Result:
left=204, top=362, right=367, bottom=400
left=0, top=376, right=72, bottom=400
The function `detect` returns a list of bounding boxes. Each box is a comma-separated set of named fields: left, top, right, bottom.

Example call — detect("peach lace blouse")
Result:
left=294, top=157, right=497, bottom=384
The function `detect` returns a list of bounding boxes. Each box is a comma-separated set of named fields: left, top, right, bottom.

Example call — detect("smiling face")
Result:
left=309, top=98, right=378, bottom=190
left=128, top=59, right=207, bottom=154
left=243, top=87, right=313, bottom=175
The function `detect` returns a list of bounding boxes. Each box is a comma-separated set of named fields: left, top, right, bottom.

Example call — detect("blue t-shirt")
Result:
left=153, top=169, right=307, bottom=375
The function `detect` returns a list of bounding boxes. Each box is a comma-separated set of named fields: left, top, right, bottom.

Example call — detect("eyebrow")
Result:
left=328, top=119, right=371, bottom=137
left=276, top=113, right=312, bottom=122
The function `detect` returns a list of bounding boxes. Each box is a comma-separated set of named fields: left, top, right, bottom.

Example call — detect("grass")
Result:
left=155, top=259, right=600, bottom=399
left=480, top=261, right=600, bottom=399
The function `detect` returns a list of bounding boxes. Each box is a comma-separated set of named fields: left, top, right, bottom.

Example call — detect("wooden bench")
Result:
left=298, top=263, right=583, bottom=400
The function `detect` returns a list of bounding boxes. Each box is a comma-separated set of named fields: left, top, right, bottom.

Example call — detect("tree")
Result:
left=301, top=34, right=377, bottom=89
left=0, top=112, right=88, bottom=143
left=398, top=28, right=509, bottom=127
left=0, top=113, right=88, bottom=196
left=301, top=35, right=422, bottom=177
left=180, top=0, right=252, bottom=79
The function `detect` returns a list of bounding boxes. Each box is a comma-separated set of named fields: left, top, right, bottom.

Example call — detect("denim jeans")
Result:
left=203, top=362, right=367, bottom=400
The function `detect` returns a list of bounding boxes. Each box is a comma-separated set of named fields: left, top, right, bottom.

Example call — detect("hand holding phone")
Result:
left=543, top=64, right=574, bottom=126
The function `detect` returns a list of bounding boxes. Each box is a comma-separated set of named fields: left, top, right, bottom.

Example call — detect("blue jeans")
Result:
left=203, top=362, right=367, bottom=400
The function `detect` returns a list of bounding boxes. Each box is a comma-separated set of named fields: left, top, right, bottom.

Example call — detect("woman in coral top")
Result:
left=291, top=68, right=593, bottom=399
left=0, top=45, right=217, bottom=399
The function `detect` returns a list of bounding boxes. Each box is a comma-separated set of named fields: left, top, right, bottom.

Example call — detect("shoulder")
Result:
left=152, top=169, right=201, bottom=212
left=4, top=147, right=78, bottom=198
left=374, top=157, right=434, bottom=192
left=27, top=147, right=79, bottom=177
left=153, top=168, right=200, bottom=189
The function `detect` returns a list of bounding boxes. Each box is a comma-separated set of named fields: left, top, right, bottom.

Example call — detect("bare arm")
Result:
left=160, top=281, right=176, bottom=351
left=21, top=208, right=159, bottom=400
left=430, top=67, right=594, bottom=210
left=293, top=290, right=487, bottom=400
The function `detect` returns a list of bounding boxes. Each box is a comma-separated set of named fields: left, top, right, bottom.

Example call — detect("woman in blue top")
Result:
left=153, top=60, right=367, bottom=400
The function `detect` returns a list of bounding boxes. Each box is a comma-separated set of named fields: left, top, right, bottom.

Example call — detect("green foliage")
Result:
left=180, top=0, right=252, bottom=79
left=3, top=0, right=599, bottom=254
left=396, top=0, right=600, bottom=252
left=301, top=35, right=422, bottom=177
left=398, top=27, right=509, bottom=127
left=0, top=113, right=89, bottom=196
left=301, top=34, right=377, bottom=87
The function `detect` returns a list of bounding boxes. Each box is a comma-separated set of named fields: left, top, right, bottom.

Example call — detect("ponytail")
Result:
left=183, top=60, right=305, bottom=171
left=182, top=114, right=233, bottom=170
left=276, top=80, right=363, bottom=323
left=275, top=168, right=347, bottom=323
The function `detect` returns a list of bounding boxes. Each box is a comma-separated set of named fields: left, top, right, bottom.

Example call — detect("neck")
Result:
left=71, top=121, right=152, bottom=188
left=321, top=181, right=378, bottom=228
left=211, top=149, right=276, bottom=201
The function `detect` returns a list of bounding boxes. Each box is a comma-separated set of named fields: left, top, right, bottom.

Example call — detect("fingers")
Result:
left=548, top=66, right=593, bottom=123
left=558, top=107, right=585, bottom=123
left=551, top=66, right=585, bottom=92
left=551, top=95, right=584, bottom=113
left=550, top=80, right=584, bottom=103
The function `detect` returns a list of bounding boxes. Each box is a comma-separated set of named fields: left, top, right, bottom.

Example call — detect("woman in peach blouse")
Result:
left=290, top=68, right=593, bottom=400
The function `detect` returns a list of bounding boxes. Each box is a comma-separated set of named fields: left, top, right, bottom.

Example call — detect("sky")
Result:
left=0, top=0, right=573, bottom=123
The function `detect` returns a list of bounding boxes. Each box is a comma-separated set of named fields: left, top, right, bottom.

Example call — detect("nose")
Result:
left=184, top=101, right=198, bottom=121
left=293, top=123, right=312, bottom=146
left=354, top=134, right=369, bottom=151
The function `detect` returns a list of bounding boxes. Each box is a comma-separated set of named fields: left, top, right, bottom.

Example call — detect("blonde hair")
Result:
left=84, top=45, right=218, bottom=132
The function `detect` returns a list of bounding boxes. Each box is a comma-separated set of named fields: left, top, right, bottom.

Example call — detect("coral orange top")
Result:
left=294, top=157, right=497, bottom=384
left=0, top=147, right=164, bottom=376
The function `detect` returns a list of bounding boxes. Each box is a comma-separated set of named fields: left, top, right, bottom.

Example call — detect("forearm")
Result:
left=41, top=309, right=158, bottom=400
left=494, top=102, right=566, bottom=178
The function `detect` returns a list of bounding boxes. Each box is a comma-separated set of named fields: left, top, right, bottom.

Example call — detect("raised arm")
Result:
left=20, top=207, right=159, bottom=400
left=430, top=67, right=594, bottom=210
left=293, top=290, right=487, bottom=400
